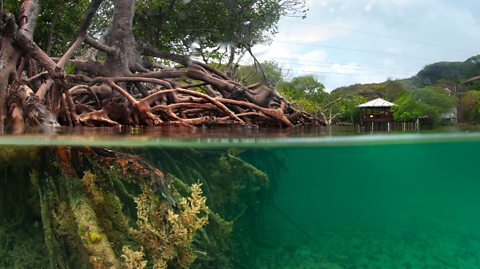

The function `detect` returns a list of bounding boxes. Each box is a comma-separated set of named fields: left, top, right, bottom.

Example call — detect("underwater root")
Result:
left=0, top=145, right=273, bottom=268
left=31, top=146, right=209, bottom=269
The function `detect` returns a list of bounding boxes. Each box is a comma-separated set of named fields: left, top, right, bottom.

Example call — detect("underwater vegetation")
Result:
left=0, top=146, right=278, bottom=269
left=129, top=182, right=208, bottom=269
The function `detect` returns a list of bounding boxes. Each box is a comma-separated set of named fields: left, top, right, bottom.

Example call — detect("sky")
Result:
left=250, top=0, right=480, bottom=92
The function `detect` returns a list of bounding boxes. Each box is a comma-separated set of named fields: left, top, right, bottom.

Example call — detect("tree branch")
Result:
left=85, top=35, right=117, bottom=55
left=36, top=0, right=104, bottom=100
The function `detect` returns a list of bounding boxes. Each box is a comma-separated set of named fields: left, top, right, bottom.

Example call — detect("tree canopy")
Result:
left=6, top=0, right=307, bottom=62
left=279, top=75, right=326, bottom=101
left=278, top=75, right=366, bottom=125
left=393, top=86, right=457, bottom=122
left=236, top=60, right=285, bottom=88
left=135, top=0, right=306, bottom=57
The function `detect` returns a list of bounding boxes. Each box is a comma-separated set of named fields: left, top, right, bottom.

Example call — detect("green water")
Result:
left=1, top=130, right=480, bottom=268
left=255, top=141, right=480, bottom=269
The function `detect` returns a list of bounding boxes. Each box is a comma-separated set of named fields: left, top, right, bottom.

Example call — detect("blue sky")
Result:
left=250, top=0, right=480, bottom=91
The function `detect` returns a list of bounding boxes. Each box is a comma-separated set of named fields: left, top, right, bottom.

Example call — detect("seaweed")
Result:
left=129, top=182, right=208, bottom=268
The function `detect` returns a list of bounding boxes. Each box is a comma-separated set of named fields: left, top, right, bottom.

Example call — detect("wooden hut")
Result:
left=358, top=98, right=396, bottom=131
left=358, top=98, right=395, bottom=123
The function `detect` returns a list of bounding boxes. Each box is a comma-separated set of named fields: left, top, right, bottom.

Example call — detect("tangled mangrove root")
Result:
left=0, top=0, right=320, bottom=134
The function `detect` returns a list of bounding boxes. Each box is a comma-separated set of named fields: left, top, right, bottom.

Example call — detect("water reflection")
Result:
left=0, top=125, right=480, bottom=148
left=9, top=125, right=355, bottom=140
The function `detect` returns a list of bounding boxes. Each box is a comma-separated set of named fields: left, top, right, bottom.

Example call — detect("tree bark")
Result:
left=0, top=1, right=39, bottom=131
left=104, top=0, right=136, bottom=76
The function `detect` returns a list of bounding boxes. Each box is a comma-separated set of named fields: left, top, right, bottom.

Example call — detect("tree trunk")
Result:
left=0, top=0, right=39, bottom=131
left=104, top=0, right=136, bottom=76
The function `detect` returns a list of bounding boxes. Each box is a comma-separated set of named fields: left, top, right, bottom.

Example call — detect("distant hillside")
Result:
left=417, top=55, right=480, bottom=85
left=332, top=55, right=480, bottom=99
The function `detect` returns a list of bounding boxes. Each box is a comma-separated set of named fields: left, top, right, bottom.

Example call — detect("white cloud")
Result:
left=247, top=0, right=480, bottom=91
left=381, top=58, right=396, bottom=67
left=275, top=18, right=355, bottom=45
left=299, top=50, right=328, bottom=64
left=252, top=43, right=293, bottom=61
left=364, top=4, right=373, bottom=12
left=385, top=0, right=412, bottom=6
left=306, top=0, right=329, bottom=8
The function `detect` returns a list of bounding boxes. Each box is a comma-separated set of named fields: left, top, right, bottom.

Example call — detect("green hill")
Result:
left=417, top=55, right=480, bottom=86
left=332, top=55, right=480, bottom=99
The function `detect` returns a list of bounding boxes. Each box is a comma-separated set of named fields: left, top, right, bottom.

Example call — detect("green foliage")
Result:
left=134, top=0, right=306, bottom=57
left=278, top=75, right=326, bottom=101
left=18, top=0, right=305, bottom=61
left=236, top=61, right=284, bottom=87
left=333, top=79, right=410, bottom=101
left=392, top=95, right=424, bottom=121
left=371, top=84, right=385, bottom=91
left=279, top=75, right=365, bottom=123
left=393, top=86, right=457, bottom=122
left=383, top=80, right=408, bottom=101
left=416, top=55, right=480, bottom=86
left=333, top=93, right=367, bottom=123
left=33, top=0, right=93, bottom=55
left=278, top=75, right=327, bottom=117
left=467, top=81, right=480, bottom=91
left=65, top=63, right=76, bottom=75
left=417, top=55, right=480, bottom=85
left=3, top=1, right=22, bottom=15
left=459, top=90, right=480, bottom=122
